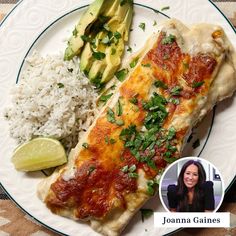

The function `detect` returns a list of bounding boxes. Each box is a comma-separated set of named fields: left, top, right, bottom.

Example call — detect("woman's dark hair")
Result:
left=176, top=160, right=206, bottom=212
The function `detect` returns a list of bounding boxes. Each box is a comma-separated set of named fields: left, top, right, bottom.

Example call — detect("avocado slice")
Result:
left=64, top=0, right=106, bottom=60
left=100, top=5, right=133, bottom=83
left=79, top=42, right=93, bottom=72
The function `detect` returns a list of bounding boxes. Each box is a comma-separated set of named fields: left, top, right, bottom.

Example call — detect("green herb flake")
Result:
left=116, top=99, right=123, bottom=116
left=164, top=157, right=177, bottom=163
left=110, top=138, right=116, bottom=144
left=121, top=165, right=129, bottom=173
left=105, top=136, right=109, bottom=144
left=116, top=119, right=125, bottom=126
left=115, top=68, right=128, bottom=82
left=147, top=185, right=155, bottom=195
left=80, top=35, right=91, bottom=42
left=167, top=127, right=176, bottom=140
left=107, top=108, right=116, bottom=123
left=153, top=20, right=157, bottom=26
left=168, top=97, right=180, bottom=105
left=72, top=27, right=78, bottom=37
left=130, top=57, right=139, bottom=68
left=128, top=172, right=139, bottom=178
left=99, top=93, right=113, bottom=104
left=142, top=63, right=151, bottom=68
left=111, top=48, right=116, bottom=55
left=161, top=6, right=170, bottom=11
left=140, top=209, right=154, bottom=222
left=82, top=142, right=89, bottom=149
left=57, top=83, right=64, bottom=88
left=67, top=68, right=73, bottom=73
left=161, top=34, right=176, bottom=45
left=127, top=46, right=132, bottom=53
left=114, top=31, right=122, bottom=39
left=192, top=139, right=200, bottom=149
left=129, top=97, right=138, bottom=105
left=192, top=81, right=204, bottom=88
left=92, top=51, right=106, bottom=60
left=154, top=80, right=168, bottom=89
left=139, top=22, right=146, bottom=31
left=129, top=164, right=136, bottom=173
left=170, top=86, right=182, bottom=96
left=87, top=166, right=96, bottom=175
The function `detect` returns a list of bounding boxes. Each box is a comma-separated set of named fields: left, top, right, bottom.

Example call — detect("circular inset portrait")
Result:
left=159, top=157, right=224, bottom=212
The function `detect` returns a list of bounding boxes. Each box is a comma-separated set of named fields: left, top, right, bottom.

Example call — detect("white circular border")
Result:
left=159, top=156, right=225, bottom=213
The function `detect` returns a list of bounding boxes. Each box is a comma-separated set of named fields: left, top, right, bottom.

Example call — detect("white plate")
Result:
left=0, top=0, right=236, bottom=235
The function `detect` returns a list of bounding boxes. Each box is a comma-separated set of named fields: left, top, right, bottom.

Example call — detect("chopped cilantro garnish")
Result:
left=161, top=34, right=176, bottom=45
left=114, top=31, right=122, bottom=39
left=72, top=27, right=78, bottom=37
left=139, top=22, right=146, bottom=31
left=164, top=157, right=177, bottom=163
left=107, top=108, right=116, bottom=123
left=57, top=83, right=64, bottom=88
left=128, top=172, right=139, bottom=178
left=121, top=165, right=129, bottom=173
left=116, top=99, right=123, bottom=116
left=105, top=136, right=116, bottom=145
left=127, top=46, right=132, bottom=52
left=82, top=142, right=89, bottom=149
left=80, top=35, right=92, bottom=42
left=99, top=93, right=113, bottom=104
left=170, top=86, right=182, bottom=96
left=115, top=68, right=128, bottom=82
left=130, top=57, right=139, bottom=68
left=161, top=6, right=170, bottom=11
left=87, top=166, right=96, bottom=175
left=192, top=81, right=204, bottom=88
left=105, top=136, right=109, bottom=144
left=92, top=51, right=106, bottom=60
left=129, top=164, right=136, bottom=172
left=142, top=63, right=151, bottom=67
left=129, top=96, right=138, bottom=105
left=167, top=127, right=176, bottom=140
left=154, top=80, right=168, bottom=89
left=140, top=209, right=154, bottom=222
left=110, top=138, right=116, bottom=144
left=119, top=125, right=137, bottom=141
left=168, top=97, right=180, bottom=105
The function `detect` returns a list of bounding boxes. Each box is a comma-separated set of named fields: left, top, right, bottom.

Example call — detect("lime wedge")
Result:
left=12, top=137, right=67, bottom=171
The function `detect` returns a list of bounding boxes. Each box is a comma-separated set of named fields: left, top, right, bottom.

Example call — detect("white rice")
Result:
left=5, top=51, right=99, bottom=151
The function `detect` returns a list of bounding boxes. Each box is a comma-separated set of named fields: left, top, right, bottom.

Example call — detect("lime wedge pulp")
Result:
left=12, top=137, right=67, bottom=171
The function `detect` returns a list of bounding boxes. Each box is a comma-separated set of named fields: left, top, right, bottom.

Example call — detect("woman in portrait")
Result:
left=167, top=160, right=215, bottom=212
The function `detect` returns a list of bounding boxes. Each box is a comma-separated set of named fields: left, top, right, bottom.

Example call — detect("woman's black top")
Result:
left=167, top=181, right=215, bottom=212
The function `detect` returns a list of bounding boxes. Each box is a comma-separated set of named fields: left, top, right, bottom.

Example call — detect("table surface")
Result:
left=0, top=0, right=236, bottom=236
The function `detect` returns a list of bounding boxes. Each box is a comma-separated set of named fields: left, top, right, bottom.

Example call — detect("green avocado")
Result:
left=64, top=0, right=105, bottom=60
